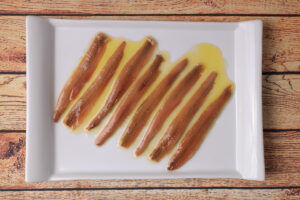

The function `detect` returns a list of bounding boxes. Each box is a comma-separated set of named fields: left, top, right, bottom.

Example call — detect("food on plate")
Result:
left=53, top=33, right=109, bottom=122
left=135, top=65, right=202, bottom=156
left=87, top=37, right=157, bottom=130
left=119, top=59, right=188, bottom=148
left=95, top=55, right=164, bottom=146
left=168, top=85, right=233, bottom=170
left=53, top=33, right=234, bottom=171
left=64, top=41, right=126, bottom=129
left=149, top=72, right=217, bottom=161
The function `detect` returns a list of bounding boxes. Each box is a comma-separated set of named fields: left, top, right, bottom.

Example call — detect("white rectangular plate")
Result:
left=26, top=16, right=264, bottom=182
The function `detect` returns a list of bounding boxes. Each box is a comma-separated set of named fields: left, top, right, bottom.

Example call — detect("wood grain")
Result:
left=1, top=74, right=299, bottom=131
left=0, top=6, right=299, bottom=197
left=0, top=131, right=299, bottom=188
left=1, top=188, right=300, bottom=200
left=1, top=16, right=300, bottom=72
left=0, top=17, right=25, bottom=72
left=0, top=75, right=26, bottom=130
left=0, top=0, right=300, bottom=15
left=263, top=74, right=300, bottom=129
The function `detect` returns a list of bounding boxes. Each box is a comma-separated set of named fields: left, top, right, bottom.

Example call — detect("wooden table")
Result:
left=0, top=1, right=300, bottom=199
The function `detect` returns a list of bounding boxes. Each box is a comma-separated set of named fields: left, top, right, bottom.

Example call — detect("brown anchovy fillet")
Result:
left=87, top=37, right=157, bottom=130
left=135, top=65, right=203, bottom=156
left=94, top=55, right=164, bottom=146
left=53, top=33, right=109, bottom=122
left=150, top=72, right=217, bottom=162
left=168, top=85, right=233, bottom=171
left=119, top=59, right=188, bottom=148
left=63, top=42, right=126, bottom=129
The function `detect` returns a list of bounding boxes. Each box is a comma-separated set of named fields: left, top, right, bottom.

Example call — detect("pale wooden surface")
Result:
left=0, top=131, right=299, bottom=189
left=1, top=0, right=300, bottom=15
left=1, top=189, right=300, bottom=200
left=1, top=74, right=299, bottom=130
left=1, top=16, right=300, bottom=73
left=0, top=1, right=300, bottom=199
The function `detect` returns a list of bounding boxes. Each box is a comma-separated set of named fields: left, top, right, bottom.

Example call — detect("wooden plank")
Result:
left=1, top=74, right=300, bottom=131
left=0, top=0, right=300, bottom=15
left=263, top=74, right=300, bottom=129
left=0, top=17, right=25, bottom=72
left=0, top=189, right=300, bottom=200
left=0, top=75, right=26, bottom=130
left=0, top=131, right=299, bottom=188
left=1, top=16, right=300, bottom=73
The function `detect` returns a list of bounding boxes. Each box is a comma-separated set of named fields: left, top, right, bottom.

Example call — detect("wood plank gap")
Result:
left=1, top=14, right=300, bottom=17
left=263, top=129, right=300, bottom=132
left=0, top=130, right=25, bottom=133
left=262, top=72, right=300, bottom=75
left=1, top=186, right=300, bottom=192
left=0, top=72, right=26, bottom=75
